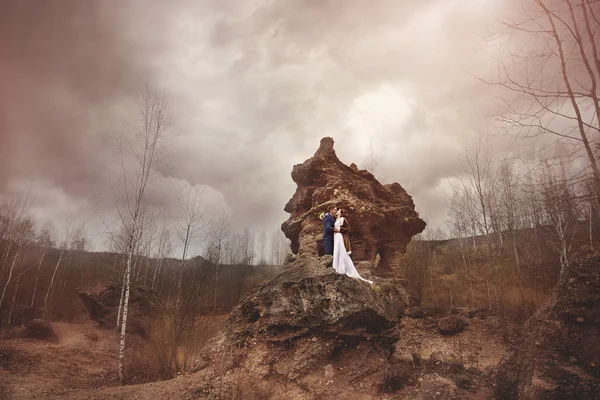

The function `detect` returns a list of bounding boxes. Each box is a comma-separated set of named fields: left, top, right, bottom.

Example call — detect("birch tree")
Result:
left=152, top=228, right=172, bottom=290
left=0, top=196, right=33, bottom=313
left=42, top=217, right=73, bottom=318
left=174, top=185, right=207, bottom=307
left=109, top=83, right=171, bottom=384
left=257, top=230, right=267, bottom=265
left=30, top=225, right=54, bottom=307
left=205, top=212, right=231, bottom=313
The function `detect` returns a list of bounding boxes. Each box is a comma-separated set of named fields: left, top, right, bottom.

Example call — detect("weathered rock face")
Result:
left=191, top=256, right=407, bottom=398
left=75, top=284, right=158, bottom=336
left=228, top=256, right=406, bottom=343
left=495, top=247, right=600, bottom=399
left=281, top=137, right=426, bottom=279
left=186, top=257, right=490, bottom=399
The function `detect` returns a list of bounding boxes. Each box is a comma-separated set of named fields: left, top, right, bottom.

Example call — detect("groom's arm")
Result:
left=325, top=216, right=335, bottom=234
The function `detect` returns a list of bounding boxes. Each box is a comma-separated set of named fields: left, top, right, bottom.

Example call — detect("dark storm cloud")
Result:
left=0, top=0, right=166, bottom=194
left=1, top=0, right=518, bottom=246
left=155, top=0, right=508, bottom=232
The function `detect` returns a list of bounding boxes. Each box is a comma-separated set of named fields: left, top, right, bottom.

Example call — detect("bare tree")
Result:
left=157, top=186, right=208, bottom=373
left=241, top=228, right=254, bottom=265
left=174, top=186, right=207, bottom=307
left=30, top=224, right=54, bottom=307
left=0, top=195, right=34, bottom=313
left=270, top=229, right=289, bottom=265
left=7, top=266, right=33, bottom=324
left=0, top=194, right=31, bottom=280
left=205, top=212, right=231, bottom=313
left=152, top=227, right=172, bottom=290
left=364, top=138, right=386, bottom=183
left=107, top=83, right=171, bottom=384
left=497, top=160, right=527, bottom=306
left=486, top=0, right=600, bottom=207
left=537, top=160, right=582, bottom=273
left=42, top=216, right=73, bottom=318
left=257, top=231, right=267, bottom=265
left=455, top=138, right=510, bottom=341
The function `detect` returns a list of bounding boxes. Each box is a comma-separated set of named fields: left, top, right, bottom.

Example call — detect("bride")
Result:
left=332, top=208, right=373, bottom=284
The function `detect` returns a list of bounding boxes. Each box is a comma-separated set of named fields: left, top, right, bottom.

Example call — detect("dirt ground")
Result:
left=0, top=315, right=508, bottom=400
left=1, top=321, right=119, bottom=399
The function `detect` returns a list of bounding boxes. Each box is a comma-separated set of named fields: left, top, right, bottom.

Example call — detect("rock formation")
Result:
left=75, top=284, right=158, bottom=336
left=228, top=256, right=404, bottom=343
left=192, top=256, right=408, bottom=398
left=495, top=247, right=600, bottom=399
left=281, top=137, right=425, bottom=279
left=184, top=256, right=492, bottom=399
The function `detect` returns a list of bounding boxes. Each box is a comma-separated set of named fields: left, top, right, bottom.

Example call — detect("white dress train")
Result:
left=332, top=217, right=373, bottom=284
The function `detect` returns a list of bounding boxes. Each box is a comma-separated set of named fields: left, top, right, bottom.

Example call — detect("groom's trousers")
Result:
left=323, top=240, right=333, bottom=255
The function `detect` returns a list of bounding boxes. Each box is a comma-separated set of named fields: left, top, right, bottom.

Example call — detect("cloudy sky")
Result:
left=0, top=0, right=522, bottom=250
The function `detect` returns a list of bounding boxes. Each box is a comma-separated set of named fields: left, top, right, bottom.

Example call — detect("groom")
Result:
left=322, top=205, right=338, bottom=255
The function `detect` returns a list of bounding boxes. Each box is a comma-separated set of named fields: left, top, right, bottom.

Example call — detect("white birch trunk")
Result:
left=43, top=251, right=64, bottom=318
left=116, top=267, right=126, bottom=331
left=30, top=251, right=45, bottom=307
left=0, top=252, right=19, bottom=309
left=118, top=239, right=135, bottom=384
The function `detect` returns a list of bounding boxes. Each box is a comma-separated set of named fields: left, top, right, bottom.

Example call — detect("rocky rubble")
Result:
left=495, top=247, right=600, bottom=399
left=281, top=137, right=426, bottom=279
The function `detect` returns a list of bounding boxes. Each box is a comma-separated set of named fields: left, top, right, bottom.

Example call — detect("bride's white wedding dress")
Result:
left=332, top=217, right=373, bottom=284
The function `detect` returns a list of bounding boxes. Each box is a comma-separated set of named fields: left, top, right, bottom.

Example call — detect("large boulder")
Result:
left=75, top=284, right=158, bottom=336
left=229, top=256, right=406, bottom=343
left=495, top=247, right=600, bottom=399
left=281, top=137, right=426, bottom=279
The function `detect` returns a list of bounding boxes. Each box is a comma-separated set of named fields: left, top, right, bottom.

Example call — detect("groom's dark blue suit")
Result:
left=323, top=213, right=335, bottom=255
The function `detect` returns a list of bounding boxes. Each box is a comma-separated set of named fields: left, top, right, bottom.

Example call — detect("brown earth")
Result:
left=0, top=258, right=509, bottom=399
left=1, top=321, right=119, bottom=399
left=0, top=317, right=505, bottom=400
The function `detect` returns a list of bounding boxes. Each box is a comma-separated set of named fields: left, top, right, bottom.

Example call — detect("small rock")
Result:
left=437, top=316, right=466, bottom=335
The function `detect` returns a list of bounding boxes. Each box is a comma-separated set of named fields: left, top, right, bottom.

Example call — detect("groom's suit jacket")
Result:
left=323, top=213, right=335, bottom=242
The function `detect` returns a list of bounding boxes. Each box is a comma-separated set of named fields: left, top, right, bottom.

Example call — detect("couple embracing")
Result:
left=323, top=205, right=373, bottom=284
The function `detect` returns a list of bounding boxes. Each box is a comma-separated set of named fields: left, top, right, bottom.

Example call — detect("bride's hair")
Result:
left=340, top=209, right=349, bottom=218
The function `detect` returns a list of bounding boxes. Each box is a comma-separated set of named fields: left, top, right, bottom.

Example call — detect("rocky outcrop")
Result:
left=281, top=137, right=426, bottom=279
left=185, top=257, right=491, bottom=399
left=495, top=247, right=600, bottom=399
left=75, top=284, right=158, bottom=336
left=228, top=256, right=405, bottom=343
left=190, top=256, right=408, bottom=398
